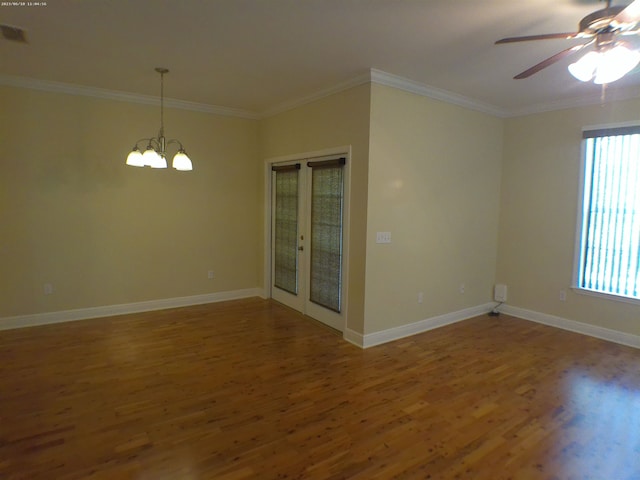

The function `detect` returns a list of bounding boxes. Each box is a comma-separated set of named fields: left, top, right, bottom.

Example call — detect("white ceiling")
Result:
left=2, top=0, right=640, bottom=117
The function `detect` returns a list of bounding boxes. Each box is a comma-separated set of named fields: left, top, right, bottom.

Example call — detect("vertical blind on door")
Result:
left=273, top=165, right=300, bottom=295
left=308, top=158, right=345, bottom=312
left=578, top=127, right=640, bottom=299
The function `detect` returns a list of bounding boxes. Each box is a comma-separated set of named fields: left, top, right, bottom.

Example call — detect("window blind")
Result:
left=308, top=158, right=345, bottom=312
left=578, top=130, right=640, bottom=299
left=273, top=165, right=300, bottom=295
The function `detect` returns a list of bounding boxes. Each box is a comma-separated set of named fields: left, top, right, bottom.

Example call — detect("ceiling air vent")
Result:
left=1, top=24, right=28, bottom=43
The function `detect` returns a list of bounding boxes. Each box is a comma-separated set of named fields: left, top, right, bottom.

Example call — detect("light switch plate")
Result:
left=376, top=232, right=391, bottom=244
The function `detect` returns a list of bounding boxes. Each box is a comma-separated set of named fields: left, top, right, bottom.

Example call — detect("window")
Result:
left=308, top=158, right=345, bottom=313
left=576, top=126, right=640, bottom=301
left=272, top=164, right=300, bottom=295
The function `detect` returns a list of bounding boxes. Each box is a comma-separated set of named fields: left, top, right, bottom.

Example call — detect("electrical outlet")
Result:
left=207, top=270, right=215, bottom=280
left=459, top=283, right=465, bottom=294
left=559, top=289, right=566, bottom=302
left=417, top=292, right=424, bottom=304
left=44, top=283, right=53, bottom=295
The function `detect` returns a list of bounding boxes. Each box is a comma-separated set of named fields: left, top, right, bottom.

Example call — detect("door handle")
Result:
left=298, top=246, right=304, bottom=251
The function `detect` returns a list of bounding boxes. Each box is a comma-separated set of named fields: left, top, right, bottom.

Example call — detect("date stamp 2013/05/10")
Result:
left=1, top=2, right=48, bottom=7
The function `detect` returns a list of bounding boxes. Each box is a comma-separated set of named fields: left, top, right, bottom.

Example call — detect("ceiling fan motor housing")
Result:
left=579, top=6, right=626, bottom=34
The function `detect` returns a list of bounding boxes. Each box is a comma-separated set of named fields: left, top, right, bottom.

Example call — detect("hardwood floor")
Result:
left=1, top=298, right=640, bottom=479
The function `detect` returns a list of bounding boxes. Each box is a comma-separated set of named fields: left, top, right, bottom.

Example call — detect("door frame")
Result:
left=263, top=146, right=351, bottom=333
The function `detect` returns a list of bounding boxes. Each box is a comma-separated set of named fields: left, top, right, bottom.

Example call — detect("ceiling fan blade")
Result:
left=495, top=32, right=579, bottom=44
left=613, top=0, right=640, bottom=25
left=513, top=42, right=590, bottom=79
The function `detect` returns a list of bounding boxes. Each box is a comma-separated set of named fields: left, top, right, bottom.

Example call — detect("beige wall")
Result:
left=0, top=86, right=261, bottom=318
left=259, top=84, right=371, bottom=334
left=365, top=84, right=504, bottom=333
left=497, top=98, right=640, bottom=337
left=7, top=77, right=639, bottom=342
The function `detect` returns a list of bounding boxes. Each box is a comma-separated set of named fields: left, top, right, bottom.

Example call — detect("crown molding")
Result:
left=369, top=69, right=509, bottom=118
left=0, top=74, right=260, bottom=119
left=506, top=85, right=640, bottom=118
left=259, top=72, right=372, bottom=118
left=368, top=69, right=640, bottom=119
left=5, top=70, right=639, bottom=122
left=259, top=69, right=510, bottom=118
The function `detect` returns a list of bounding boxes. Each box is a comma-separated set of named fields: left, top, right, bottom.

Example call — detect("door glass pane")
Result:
left=309, top=165, right=343, bottom=312
left=274, top=169, right=299, bottom=295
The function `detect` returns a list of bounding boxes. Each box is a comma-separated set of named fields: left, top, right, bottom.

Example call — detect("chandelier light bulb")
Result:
left=172, top=150, right=193, bottom=171
left=153, top=154, right=168, bottom=169
left=126, top=147, right=144, bottom=167
left=142, top=146, right=160, bottom=167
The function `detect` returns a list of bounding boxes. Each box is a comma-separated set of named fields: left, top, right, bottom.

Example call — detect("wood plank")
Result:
left=1, top=298, right=639, bottom=478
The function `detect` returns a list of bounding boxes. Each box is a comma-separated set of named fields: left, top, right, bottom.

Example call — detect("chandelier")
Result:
left=126, top=68, right=193, bottom=171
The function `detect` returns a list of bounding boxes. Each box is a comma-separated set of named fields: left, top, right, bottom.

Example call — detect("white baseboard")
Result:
left=344, top=303, right=495, bottom=349
left=343, top=328, right=365, bottom=348
left=10, top=295, right=636, bottom=352
left=0, top=288, right=264, bottom=331
left=501, top=305, right=640, bottom=349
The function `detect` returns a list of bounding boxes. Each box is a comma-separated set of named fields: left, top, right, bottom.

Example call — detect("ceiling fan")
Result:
left=496, top=0, right=640, bottom=83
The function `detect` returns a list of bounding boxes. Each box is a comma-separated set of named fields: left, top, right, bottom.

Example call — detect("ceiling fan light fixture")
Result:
left=568, top=44, right=640, bottom=84
left=594, top=44, right=640, bottom=84
left=568, top=51, right=600, bottom=82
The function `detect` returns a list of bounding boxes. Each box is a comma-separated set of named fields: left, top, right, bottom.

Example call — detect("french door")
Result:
left=270, top=156, right=346, bottom=331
